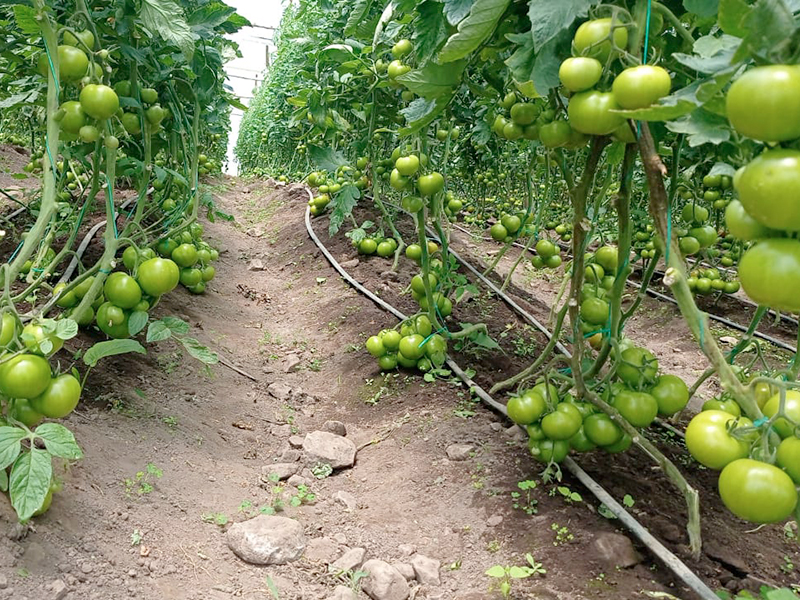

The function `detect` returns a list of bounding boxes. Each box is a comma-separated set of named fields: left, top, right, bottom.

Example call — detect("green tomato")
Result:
left=739, top=239, right=800, bottom=312
left=718, top=459, right=798, bottom=524
left=726, top=65, right=800, bottom=142
left=31, top=373, right=81, bottom=418
left=649, top=374, right=689, bottom=416
left=611, top=65, right=671, bottom=109
left=0, top=354, right=51, bottom=400
left=735, top=149, right=800, bottom=231
left=558, top=57, right=603, bottom=92
left=568, top=91, right=624, bottom=136
left=573, top=18, right=628, bottom=62
left=762, top=390, right=800, bottom=438
left=612, top=389, right=658, bottom=428
left=685, top=410, right=750, bottom=470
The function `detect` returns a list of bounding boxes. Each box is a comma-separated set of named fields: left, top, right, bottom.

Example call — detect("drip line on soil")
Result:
left=304, top=201, right=720, bottom=600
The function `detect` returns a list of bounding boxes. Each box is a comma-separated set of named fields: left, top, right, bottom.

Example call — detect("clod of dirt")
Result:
left=325, top=586, right=358, bottom=600
left=392, top=562, right=414, bottom=581
left=361, top=559, right=410, bottom=600
left=45, top=579, right=68, bottom=600
left=333, top=490, right=357, bottom=512
left=445, top=443, right=473, bottom=461
left=330, top=547, right=366, bottom=572
left=226, top=515, right=306, bottom=565
left=261, top=462, right=301, bottom=481
left=303, top=536, right=340, bottom=563
left=593, top=532, right=642, bottom=568
left=267, top=382, right=294, bottom=402
left=410, top=554, right=441, bottom=586
left=302, top=431, right=356, bottom=469
left=340, top=258, right=359, bottom=269
left=247, top=259, right=266, bottom=271
left=323, top=420, right=347, bottom=436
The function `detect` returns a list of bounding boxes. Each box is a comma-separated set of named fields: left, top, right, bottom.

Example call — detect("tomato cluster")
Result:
left=307, top=166, right=369, bottom=217
left=354, top=235, right=398, bottom=258
left=365, top=314, right=447, bottom=373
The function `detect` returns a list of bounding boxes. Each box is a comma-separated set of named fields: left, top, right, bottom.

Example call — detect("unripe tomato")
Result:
left=507, top=390, right=546, bottom=425
left=735, top=149, right=800, bottom=231
left=171, top=243, right=199, bottom=268
left=540, top=402, right=582, bottom=440
left=57, top=45, right=89, bottom=81
left=0, top=312, right=19, bottom=347
left=718, top=459, right=798, bottom=524
left=762, top=390, right=800, bottom=438
left=104, top=272, right=142, bottom=309
left=685, top=410, right=751, bottom=470
left=0, top=354, right=52, bottom=399
left=121, top=113, right=141, bottom=135
left=539, top=121, right=572, bottom=148
left=63, top=29, right=94, bottom=49
left=739, top=239, right=800, bottom=312
left=32, top=373, right=82, bottom=418
left=612, top=389, right=658, bottom=427
left=136, top=258, right=180, bottom=297
left=616, top=347, right=658, bottom=388
left=558, top=57, right=602, bottom=92
left=21, top=323, right=64, bottom=356
left=395, top=155, right=420, bottom=176
left=583, top=413, right=623, bottom=446
left=140, top=87, right=158, bottom=104
left=776, top=437, right=800, bottom=484
left=611, top=65, right=671, bottom=109
left=528, top=438, right=569, bottom=463
left=509, top=102, right=539, bottom=126
left=573, top=18, right=628, bottom=62
left=724, top=200, right=773, bottom=240
left=391, top=39, right=412, bottom=58
left=726, top=65, right=800, bottom=142
left=417, top=172, right=444, bottom=197
left=80, top=84, right=119, bottom=120
left=568, top=91, right=624, bottom=136
left=8, top=398, right=44, bottom=428
left=399, top=334, right=425, bottom=360
left=649, top=374, right=689, bottom=416
left=58, top=101, right=87, bottom=134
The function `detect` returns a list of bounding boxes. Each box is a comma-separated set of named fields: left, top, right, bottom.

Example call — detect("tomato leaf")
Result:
left=146, top=321, right=172, bottom=343
left=180, top=337, right=219, bottom=365
left=12, top=5, right=39, bottom=36
left=683, top=0, right=720, bottom=18
left=55, top=318, right=79, bottom=341
left=718, top=0, right=751, bottom=37
left=139, top=0, right=195, bottom=61
left=345, top=0, right=374, bottom=35
left=83, top=339, right=146, bottom=367
left=0, top=469, right=7, bottom=493
left=439, top=0, right=512, bottom=63
left=527, top=0, right=600, bottom=50
left=308, top=145, right=348, bottom=172
left=399, top=95, right=452, bottom=136
left=413, top=1, right=450, bottom=64
left=0, top=426, right=25, bottom=471
left=673, top=35, right=740, bottom=74
left=34, top=423, right=83, bottom=460
left=396, top=60, right=467, bottom=99
left=128, top=311, right=149, bottom=337
left=328, top=184, right=361, bottom=237
left=442, top=0, right=475, bottom=25
left=485, top=565, right=506, bottom=578
left=665, top=108, right=731, bottom=147
left=10, top=448, right=52, bottom=522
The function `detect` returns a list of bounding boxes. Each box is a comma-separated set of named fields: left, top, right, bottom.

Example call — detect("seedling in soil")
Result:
left=551, top=522, right=574, bottom=546
left=510, top=480, right=538, bottom=515
left=486, top=539, right=501, bottom=553
left=124, top=463, right=163, bottom=497
left=485, top=554, right=546, bottom=599
left=201, top=512, right=229, bottom=526
left=781, top=555, right=795, bottom=574
left=130, top=529, right=144, bottom=546
left=551, top=485, right=582, bottom=504
left=329, top=568, right=369, bottom=592
left=312, top=462, right=334, bottom=479
left=256, top=476, right=317, bottom=514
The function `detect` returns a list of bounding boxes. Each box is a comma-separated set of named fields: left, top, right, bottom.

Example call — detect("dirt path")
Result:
left=1, top=178, right=794, bottom=600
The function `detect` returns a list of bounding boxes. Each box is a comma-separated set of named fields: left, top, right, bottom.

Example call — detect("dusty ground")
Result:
left=0, top=177, right=797, bottom=600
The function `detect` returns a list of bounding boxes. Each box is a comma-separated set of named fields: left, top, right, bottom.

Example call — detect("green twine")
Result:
left=753, top=417, right=769, bottom=427
left=7, top=241, right=23, bottom=263
left=105, top=174, right=119, bottom=239
left=99, top=267, right=112, bottom=274
left=419, top=326, right=448, bottom=348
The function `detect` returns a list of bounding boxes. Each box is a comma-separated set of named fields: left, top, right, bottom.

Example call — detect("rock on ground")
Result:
left=227, top=515, right=306, bottom=565
left=593, top=532, right=641, bottom=568
left=304, top=536, right=340, bottom=563
left=330, top=547, right=366, bottom=573
left=261, top=462, right=300, bottom=481
left=325, top=586, right=358, bottom=600
left=411, top=554, right=441, bottom=586
left=445, top=444, right=473, bottom=461
left=303, top=431, right=356, bottom=469
left=361, top=559, right=410, bottom=600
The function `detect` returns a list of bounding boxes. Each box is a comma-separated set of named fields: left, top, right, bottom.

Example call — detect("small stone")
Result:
left=593, top=532, right=642, bottom=568
left=340, top=259, right=359, bottom=269
left=0, top=575, right=7, bottom=589
left=283, top=354, right=302, bottom=373
left=267, top=382, right=293, bottom=402
left=227, top=515, right=306, bottom=565
left=489, top=422, right=503, bottom=432
left=271, top=424, right=292, bottom=437
left=397, top=543, right=415, bottom=557
left=333, top=533, right=347, bottom=545
left=46, top=580, right=68, bottom=600
left=445, top=444, right=473, bottom=461
left=334, top=490, right=357, bottom=512
left=248, top=259, right=266, bottom=271
left=280, top=449, right=303, bottom=462
left=380, top=271, right=400, bottom=282
left=303, top=431, right=357, bottom=469
left=304, top=537, right=340, bottom=563
left=211, top=584, right=235, bottom=594
left=326, top=586, right=358, bottom=600
left=330, top=547, right=366, bottom=573
left=79, top=562, right=93, bottom=574
left=323, top=420, right=347, bottom=437
left=287, top=474, right=308, bottom=487
left=261, top=463, right=300, bottom=481
left=486, top=515, right=503, bottom=527
left=288, top=436, right=305, bottom=448
left=411, top=554, right=441, bottom=586
left=127, top=570, right=137, bottom=578
left=705, top=541, right=750, bottom=574
left=361, top=559, right=410, bottom=600
left=504, top=425, right=526, bottom=440
left=392, top=562, right=414, bottom=581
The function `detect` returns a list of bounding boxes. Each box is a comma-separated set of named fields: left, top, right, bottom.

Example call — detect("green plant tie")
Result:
left=418, top=326, right=448, bottom=348
left=105, top=174, right=119, bottom=238
left=7, top=241, right=23, bottom=263
left=752, top=417, right=768, bottom=427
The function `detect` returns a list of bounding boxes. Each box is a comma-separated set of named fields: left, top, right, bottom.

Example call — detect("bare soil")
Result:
left=0, top=177, right=797, bottom=600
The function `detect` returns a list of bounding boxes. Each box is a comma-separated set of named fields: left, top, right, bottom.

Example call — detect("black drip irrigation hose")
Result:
left=449, top=223, right=798, bottom=354
left=304, top=200, right=719, bottom=600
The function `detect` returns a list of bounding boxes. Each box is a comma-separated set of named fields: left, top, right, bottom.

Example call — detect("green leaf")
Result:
left=160, top=316, right=190, bottom=335
left=0, top=427, right=25, bottom=471
left=665, top=108, right=731, bottom=146
left=718, top=0, right=751, bottom=37
left=0, top=90, right=37, bottom=110
left=508, top=565, right=533, bottom=578
left=345, top=0, right=374, bottom=35
left=734, top=0, right=795, bottom=62
left=140, top=0, right=195, bottom=61
left=684, top=0, right=720, bottom=18
left=328, top=184, right=361, bottom=236
left=308, top=145, right=349, bottom=172
left=414, top=1, right=450, bottom=64
left=396, top=60, right=467, bottom=99
left=10, top=448, right=52, bottom=522
left=707, top=162, right=737, bottom=178
left=399, top=95, right=451, bottom=136
left=442, top=0, right=475, bottom=24
left=485, top=565, right=506, bottom=578
left=12, top=5, right=39, bottom=35
left=146, top=321, right=172, bottom=343
left=673, top=35, right=740, bottom=74
left=55, top=318, right=79, bottom=341
left=764, top=589, right=800, bottom=600
left=180, top=337, right=219, bottom=365
left=527, top=0, right=600, bottom=50
left=128, top=311, right=149, bottom=337
left=83, top=339, right=146, bottom=367
left=438, top=0, right=512, bottom=63
left=34, top=423, right=83, bottom=460
left=0, top=469, right=7, bottom=493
